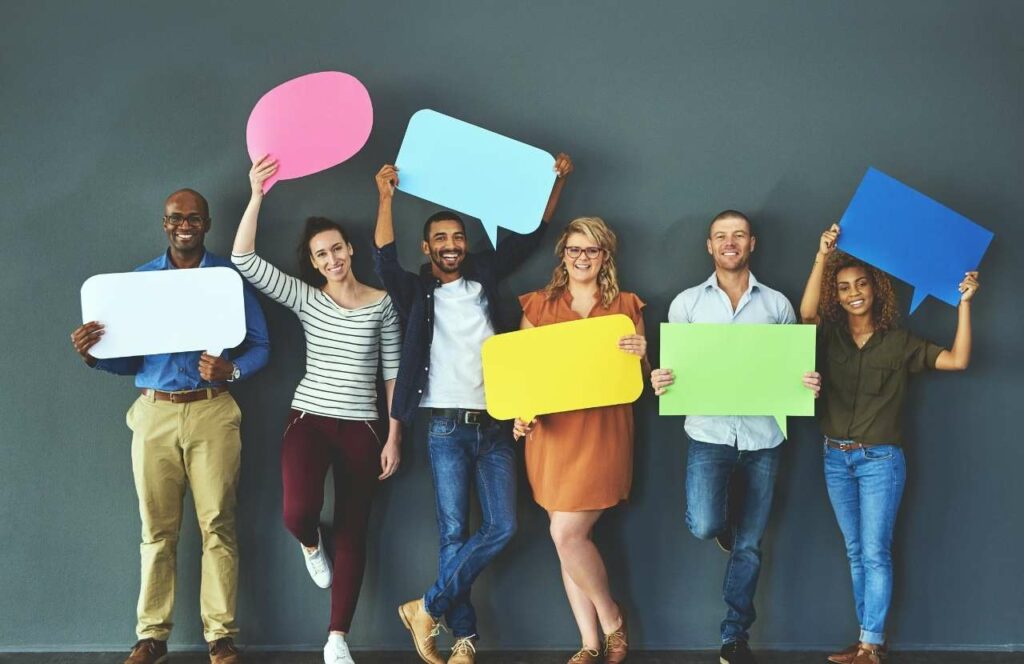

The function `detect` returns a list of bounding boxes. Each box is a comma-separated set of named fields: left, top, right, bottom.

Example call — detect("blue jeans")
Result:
left=823, top=439, right=906, bottom=646
left=423, top=414, right=517, bottom=638
left=685, top=437, right=781, bottom=645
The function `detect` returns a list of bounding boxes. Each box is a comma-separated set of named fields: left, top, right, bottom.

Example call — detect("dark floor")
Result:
left=2, top=652, right=1022, bottom=664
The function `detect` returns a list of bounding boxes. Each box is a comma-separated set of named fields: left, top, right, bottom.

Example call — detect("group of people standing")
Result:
left=69, top=151, right=979, bottom=664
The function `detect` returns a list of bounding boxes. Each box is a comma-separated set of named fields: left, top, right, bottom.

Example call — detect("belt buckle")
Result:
left=464, top=410, right=482, bottom=425
left=169, top=391, right=186, bottom=404
left=838, top=442, right=854, bottom=451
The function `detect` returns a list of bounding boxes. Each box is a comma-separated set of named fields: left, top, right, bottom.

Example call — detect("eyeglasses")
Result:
left=564, top=246, right=604, bottom=259
left=163, top=214, right=208, bottom=227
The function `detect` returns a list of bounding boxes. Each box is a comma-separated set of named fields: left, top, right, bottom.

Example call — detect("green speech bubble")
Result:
left=658, top=323, right=816, bottom=436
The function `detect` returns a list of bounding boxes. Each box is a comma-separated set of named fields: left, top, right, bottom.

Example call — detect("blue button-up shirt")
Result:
left=666, top=271, right=796, bottom=450
left=93, top=249, right=270, bottom=390
left=373, top=224, right=547, bottom=426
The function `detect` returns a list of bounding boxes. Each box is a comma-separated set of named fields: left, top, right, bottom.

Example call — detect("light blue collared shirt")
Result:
left=666, top=271, right=796, bottom=450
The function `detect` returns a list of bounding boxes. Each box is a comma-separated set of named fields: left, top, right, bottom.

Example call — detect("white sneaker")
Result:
left=302, top=528, right=333, bottom=588
left=324, top=633, right=354, bottom=664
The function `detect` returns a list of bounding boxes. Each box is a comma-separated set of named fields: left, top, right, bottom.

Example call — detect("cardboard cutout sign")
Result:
left=658, top=323, right=816, bottom=436
left=81, top=267, right=245, bottom=358
left=246, top=71, right=373, bottom=192
left=395, top=109, right=556, bottom=247
left=482, top=315, right=642, bottom=421
left=838, top=167, right=994, bottom=312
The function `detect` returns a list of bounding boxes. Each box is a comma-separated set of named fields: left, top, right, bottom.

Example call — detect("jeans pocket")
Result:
left=429, top=417, right=457, bottom=438
left=863, top=445, right=895, bottom=461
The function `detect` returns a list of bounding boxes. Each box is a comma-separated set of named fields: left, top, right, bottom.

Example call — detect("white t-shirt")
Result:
left=420, top=277, right=495, bottom=409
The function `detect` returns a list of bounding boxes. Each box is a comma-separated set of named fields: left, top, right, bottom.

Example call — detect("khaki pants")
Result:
left=126, top=391, right=242, bottom=642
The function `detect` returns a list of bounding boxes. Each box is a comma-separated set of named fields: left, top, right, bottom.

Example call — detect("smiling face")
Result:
left=422, top=218, right=467, bottom=278
left=835, top=266, right=875, bottom=319
left=163, top=191, right=210, bottom=254
left=309, top=229, right=353, bottom=284
left=562, top=231, right=606, bottom=286
left=707, top=214, right=755, bottom=272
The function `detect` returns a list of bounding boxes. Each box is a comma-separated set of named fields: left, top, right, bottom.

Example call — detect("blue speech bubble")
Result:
left=395, top=109, right=556, bottom=247
left=837, top=167, right=994, bottom=312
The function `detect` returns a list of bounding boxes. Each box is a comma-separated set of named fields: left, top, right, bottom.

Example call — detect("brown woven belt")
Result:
left=141, top=387, right=229, bottom=403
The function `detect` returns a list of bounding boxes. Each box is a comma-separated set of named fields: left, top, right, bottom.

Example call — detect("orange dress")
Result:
left=518, top=289, right=645, bottom=512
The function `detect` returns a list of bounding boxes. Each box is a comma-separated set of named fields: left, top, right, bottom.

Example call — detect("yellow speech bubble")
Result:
left=481, top=314, right=643, bottom=421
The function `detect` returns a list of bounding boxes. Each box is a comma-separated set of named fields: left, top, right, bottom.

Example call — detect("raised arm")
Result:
left=374, top=164, right=398, bottom=248
left=540, top=153, right=574, bottom=224
left=233, top=156, right=278, bottom=255
left=934, top=272, right=979, bottom=371
left=799, top=223, right=839, bottom=324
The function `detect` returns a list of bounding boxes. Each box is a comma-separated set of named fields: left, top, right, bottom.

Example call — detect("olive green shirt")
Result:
left=818, top=325, right=945, bottom=445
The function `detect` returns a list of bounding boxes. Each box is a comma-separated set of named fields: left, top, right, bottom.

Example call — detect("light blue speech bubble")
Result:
left=395, top=109, right=556, bottom=247
left=837, top=167, right=994, bottom=313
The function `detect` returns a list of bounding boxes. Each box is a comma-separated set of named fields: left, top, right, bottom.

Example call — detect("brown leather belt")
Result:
left=825, top=437, right=881, bottom=451
left=142, top=387, right=229, bottom=404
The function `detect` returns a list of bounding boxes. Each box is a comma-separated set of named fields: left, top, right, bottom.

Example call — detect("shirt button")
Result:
left=418, top=389, right=423, bottom=394
left=178, top=368, right=184, bottom=373
left=424, top=366, right=429, bottom=371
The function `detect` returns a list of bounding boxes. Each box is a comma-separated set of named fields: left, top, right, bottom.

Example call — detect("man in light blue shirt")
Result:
left=651, top=210, right=820, bottom=664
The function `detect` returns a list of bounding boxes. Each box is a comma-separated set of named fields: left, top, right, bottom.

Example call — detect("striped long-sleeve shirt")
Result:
left=232, top=251, right=401, bottom=421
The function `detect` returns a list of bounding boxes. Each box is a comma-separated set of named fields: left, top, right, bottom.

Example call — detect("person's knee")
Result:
left=487, top=517, right=517, bottom=548
left=686, top=511, right=722, bottom=540
left=549, top=518, right=588, bottom=551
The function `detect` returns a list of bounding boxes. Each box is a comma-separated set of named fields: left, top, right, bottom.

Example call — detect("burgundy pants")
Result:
left=281, top=409, right=383, bottom=633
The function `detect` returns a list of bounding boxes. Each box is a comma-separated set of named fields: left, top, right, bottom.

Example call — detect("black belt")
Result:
left=430, top=408, right=492, bottom=425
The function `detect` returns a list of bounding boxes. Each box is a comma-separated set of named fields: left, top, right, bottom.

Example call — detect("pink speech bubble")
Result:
left=246, top=71, right=373, bottom=192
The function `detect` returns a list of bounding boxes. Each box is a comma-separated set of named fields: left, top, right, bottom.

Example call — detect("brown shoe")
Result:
left=851, top=645, right=884, bottom=664
left=603, top=609, right=628, bottom=664
left=568, top=647, right=601, bottom=664
left=399, top=598, right=446, bottom=664
left=125, top=639, right=167, bottom=664
left=208, top=638, right=240, bottom=664
left=829, top=642, right=888, bottom=664
left=448, top=636, right=477, bottom=664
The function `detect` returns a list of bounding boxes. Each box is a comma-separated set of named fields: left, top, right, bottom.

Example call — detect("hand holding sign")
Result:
left=482, top=315, right=642, bottom=422
left=395, top=109, right=559, bottom=247
left=658, top=323, right=816, bottom=436
left=837, top=167, right=994, bottom=312
left=80, top=267, right=246, bottom=358
left=246, top=71, right=373, bottom=193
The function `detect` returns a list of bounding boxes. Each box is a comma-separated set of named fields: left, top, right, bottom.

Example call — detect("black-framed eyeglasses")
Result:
left=163, top=214, right=208, bottom=227
left=564, top=246, right=604, bottom=259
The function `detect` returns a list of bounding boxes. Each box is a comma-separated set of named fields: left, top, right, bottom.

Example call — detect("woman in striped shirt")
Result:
left=231, top=156, right=402, bottom=664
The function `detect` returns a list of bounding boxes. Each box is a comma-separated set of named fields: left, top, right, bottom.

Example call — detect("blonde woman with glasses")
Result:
left=513, top=217, right=648, bottom=664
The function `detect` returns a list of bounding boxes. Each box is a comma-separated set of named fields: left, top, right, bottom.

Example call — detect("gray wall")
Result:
left=1, top=0, right=1021, bottom=652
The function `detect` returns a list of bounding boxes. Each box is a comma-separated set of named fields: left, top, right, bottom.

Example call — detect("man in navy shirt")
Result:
left=70, top=189, right=269, bottom=664
left=372, top=156, right=572, bottom=664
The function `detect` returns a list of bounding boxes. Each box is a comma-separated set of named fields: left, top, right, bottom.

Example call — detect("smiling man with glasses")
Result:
left=69, top=188, right=270, bottom=664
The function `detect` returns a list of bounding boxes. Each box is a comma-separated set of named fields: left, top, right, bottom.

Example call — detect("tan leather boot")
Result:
left=207, top=638, right=240, bottom=664
left=398, top=598, right=446, bottom=664
left=448, top=636, right=476, bottom=664
left=603, top=609, right=628, bottom=664
left=125, top=639, right=167, bottom=664
left=830, top=642, right=888, bottom=664
left=851, top=645, right=884, bottom=664
left=568, top=647, right=601, bottom=664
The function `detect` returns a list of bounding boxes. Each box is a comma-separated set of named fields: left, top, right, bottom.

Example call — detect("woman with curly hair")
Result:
left=799, top=223, right=980, bottom=664
left=512, top=217, right=648, bottom=664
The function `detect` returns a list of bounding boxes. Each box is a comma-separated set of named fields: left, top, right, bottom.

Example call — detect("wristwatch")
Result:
left=227, top=363, right=241, bottom=383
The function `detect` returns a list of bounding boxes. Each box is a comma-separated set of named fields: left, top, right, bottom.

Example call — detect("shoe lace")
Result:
left=603, top=627, right=627, bottom=654
left=209, top=638, right=237, bottom=655
left=424, top=620, right=447, bottom=647
left=570, top=648, right=599, bottom=662
left=328, top=637, right=351, bottom=659
left=451, top=637, right=476, bottom=657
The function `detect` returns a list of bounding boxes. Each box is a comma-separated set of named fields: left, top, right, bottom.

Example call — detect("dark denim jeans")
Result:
left=823, top=439, right=906, bottom=646
left=685, top=437, right=781, bottom=645
left=423, top=413, right=517, bottom=638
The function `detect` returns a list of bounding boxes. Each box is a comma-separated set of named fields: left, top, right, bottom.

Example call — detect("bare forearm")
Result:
left=541, top=178, right=566, bottom=223
left=233, top=194, right=262, bottom=255
left=800, top=253, right=827, bottom=323
left=375, top=197, right=395, bottom=248
left=943, top=302, right=972, bottom=370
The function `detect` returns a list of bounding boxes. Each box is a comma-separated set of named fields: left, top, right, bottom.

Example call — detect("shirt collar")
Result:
left=703, top=270, right=761, bottom=295
left=158, top=248, right=210, bottom=269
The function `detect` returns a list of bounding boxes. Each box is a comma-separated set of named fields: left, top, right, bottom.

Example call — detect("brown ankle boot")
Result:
left=603, top=609, right=628, bottom=664
left=829, top=642, right=888, bottom=664
left=568, top=647, right=601, bottom=664
left=851, top=645, right=885, bottom=664
left=399, top=598, right=446, bottom=664
left=207, top=638, right=240, bottom=664
left=125, top=639, right=167, bottom=664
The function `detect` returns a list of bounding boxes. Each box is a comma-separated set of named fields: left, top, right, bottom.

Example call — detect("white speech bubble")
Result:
left=81, top=267, right=246, bottom=358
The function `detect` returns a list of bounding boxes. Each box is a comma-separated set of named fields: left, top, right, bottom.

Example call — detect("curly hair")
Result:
left=542, top=216, right=621, bottom=308
left=819, top=251, right=900, bottom=332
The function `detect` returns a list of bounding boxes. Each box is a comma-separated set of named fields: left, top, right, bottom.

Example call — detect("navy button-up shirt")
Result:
left=92, top=249, right=270, bottom=390
left=374, top=225, right=547, bottom=425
